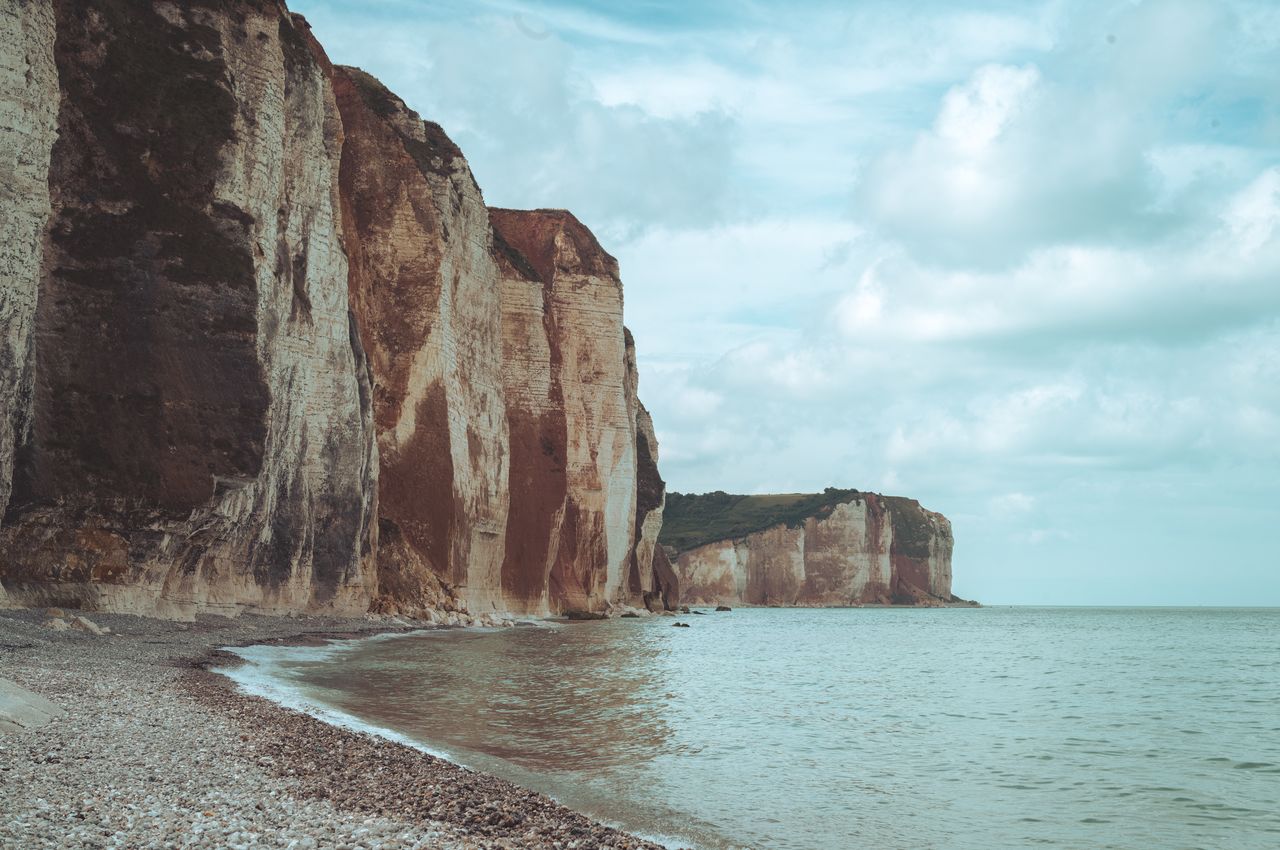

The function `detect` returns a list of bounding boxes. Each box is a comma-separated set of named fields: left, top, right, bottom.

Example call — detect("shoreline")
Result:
left=0, top=608, right=673, bottom=850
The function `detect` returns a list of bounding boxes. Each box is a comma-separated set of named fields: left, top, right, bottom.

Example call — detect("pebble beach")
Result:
left=0, top=609, right=669, bottom=850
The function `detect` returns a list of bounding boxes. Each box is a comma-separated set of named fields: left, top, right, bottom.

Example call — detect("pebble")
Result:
left=0, top=609, right=673, bottom=850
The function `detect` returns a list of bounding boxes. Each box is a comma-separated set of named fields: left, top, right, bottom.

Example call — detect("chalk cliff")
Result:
left=0, top=0, right=377, bottom=617
left=625, top=330, right=675, bottom=612
left=0, top=0, right=666, bottom=619
left=0, top=0, right=56, bottom=529
left=490, top=209, right=665, bottom=614
left=333, top=66, right=509, bottom=617
left=664, top=490, right=954, bottom=607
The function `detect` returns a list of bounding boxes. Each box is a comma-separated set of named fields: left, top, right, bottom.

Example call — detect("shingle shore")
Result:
left=0, top=609, right=671, bottom=850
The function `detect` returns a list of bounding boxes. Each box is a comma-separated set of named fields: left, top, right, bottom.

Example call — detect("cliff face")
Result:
left=0, top=0, right=664, bottom=619
left=668, top=492, right=953, bottom=607
left=0, top=0, right=376, bottom=617
left=491, top=209, right=663, bottom=614
left=333, top=66, right=509, bottom=617
left=625, top=330, right=675, bottom=612
left=0, top=0, right=55, bottom=528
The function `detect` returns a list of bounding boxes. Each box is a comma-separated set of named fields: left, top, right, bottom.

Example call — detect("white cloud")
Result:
left=293, top=0, right=1280, bottom=603
left=990, top=492, right=1036, bottom=517
left=935, top=64, right=1040, bottom=155
left=1222, top=167, right=1280, bottom=257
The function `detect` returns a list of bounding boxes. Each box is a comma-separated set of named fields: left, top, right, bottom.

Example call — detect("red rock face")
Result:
left=0, top=1, right=664, bottom=620
left=493, top=230, right=568, bottom=613
left=491, top=210, right=661, bottom=614
left=334, top=66, right=510, bottom=616
left=0, top=0, right=378, bottom=617
left=882, top=496, right=954, bottom=604
left=649, top=545, right=681, bottom=611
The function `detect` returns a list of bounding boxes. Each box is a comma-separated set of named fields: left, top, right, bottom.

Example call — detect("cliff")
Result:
left=0, top=0, right=377, bottom=617
left=0, top=0, right=667, bottom=619
left=490, top=209, right=671, bottom=613
left=333, top=65, right=508, bottom=617
left=663, top=489, right=955, bottom=607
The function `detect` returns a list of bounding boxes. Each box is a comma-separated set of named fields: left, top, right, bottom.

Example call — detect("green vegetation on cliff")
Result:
left=660, top=488, right=863, bottom=553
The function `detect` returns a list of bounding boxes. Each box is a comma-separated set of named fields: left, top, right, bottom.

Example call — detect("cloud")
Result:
left=1221, top=166, right=1280, bottom=256
left=830, top=164, right=1280, bottom=351
left=294, top=0, right=1280, bottom=603
left=291, top=2, right=739, bottom=239
left=853, top=0, right=1278, bottom=269
left=989, top=492, right=1036, bottom=517
left=856, top=59, right=1152, bottom=266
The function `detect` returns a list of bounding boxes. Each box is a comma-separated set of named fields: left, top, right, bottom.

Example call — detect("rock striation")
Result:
left=0, top=0, right=668, bottom=619
left=333, top=66, right=509, bottom=617
left=0, top=0, right=376, bottom=617
left=664, top=490, right=955, bottom=607
left=0, top=0, right=56, bottom=530
left=491, top=209, right=672, bottom=613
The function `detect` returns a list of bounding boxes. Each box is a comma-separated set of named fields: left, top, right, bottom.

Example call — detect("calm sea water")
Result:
left=229, top=608, right=1280, bottom=849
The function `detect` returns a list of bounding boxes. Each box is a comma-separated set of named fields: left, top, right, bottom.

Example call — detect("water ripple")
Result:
left=273, top=607, right=1280, bottom=850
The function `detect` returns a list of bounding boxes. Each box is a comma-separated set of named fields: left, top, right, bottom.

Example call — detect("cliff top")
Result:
left=335, top=65, right=466, bottom=178
left=660, top=488, right=866, bottom=553
left=489, top=208, right=619, bottom=285
left=660, top=488, right=947, bottom=555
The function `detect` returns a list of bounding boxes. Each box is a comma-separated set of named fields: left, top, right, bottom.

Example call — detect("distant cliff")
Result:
left=662, top=489, right=959, bottom=607
left=0, top=0, right=669, bottom=619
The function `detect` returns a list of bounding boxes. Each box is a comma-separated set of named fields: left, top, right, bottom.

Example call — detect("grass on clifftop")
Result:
left=660, top=488, right=862, bottom=554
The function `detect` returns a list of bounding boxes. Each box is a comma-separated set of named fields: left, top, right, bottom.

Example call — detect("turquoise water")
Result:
left=237, top=608, right=1280, bottom=849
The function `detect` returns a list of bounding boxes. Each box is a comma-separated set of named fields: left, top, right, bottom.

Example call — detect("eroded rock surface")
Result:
left=0, top=1, right=376, bottom=617
left=672, top=493, right=953, bottom=606
left=335, top=66, right=509, bottom=617
left=0, top=0, right=57, bottom=525
left=0, top=0, right=663, bottom=620
left=625, top=330, right=676, bottom=611
left=491, top=209, right=654, bottom=614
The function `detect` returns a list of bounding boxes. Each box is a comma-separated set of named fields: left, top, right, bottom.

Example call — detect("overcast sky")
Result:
left=292, top=0, right=1280, bottom=605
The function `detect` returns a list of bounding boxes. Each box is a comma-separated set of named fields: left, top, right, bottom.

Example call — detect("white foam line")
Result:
left=213, top=625, right=555, bottom=763
left=214, top=629, right=692, bottom=850
left=216, top=637, right=458, bottom=761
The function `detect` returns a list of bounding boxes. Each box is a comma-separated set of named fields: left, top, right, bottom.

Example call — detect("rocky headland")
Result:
left=662, top=489, right=964, bottom=607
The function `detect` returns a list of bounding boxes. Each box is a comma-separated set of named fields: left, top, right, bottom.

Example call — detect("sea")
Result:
left=223, top=607, right=1280, bottom=850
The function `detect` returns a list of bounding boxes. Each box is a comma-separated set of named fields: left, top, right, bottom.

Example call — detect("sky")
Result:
left=290, top=0, right=1280, bottom=605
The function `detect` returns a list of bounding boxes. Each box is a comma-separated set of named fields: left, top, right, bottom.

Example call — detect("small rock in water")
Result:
left=716, top=605, right=733, bottom=612
left=620, top=612, right=640, bottom=618
left=672, top=622, right=690, bottom=628
left=691, top=610, right=706, bottom=615
left=679, top=606, right=690, bottom=614
left=564, top=610, right=607, bottom=621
